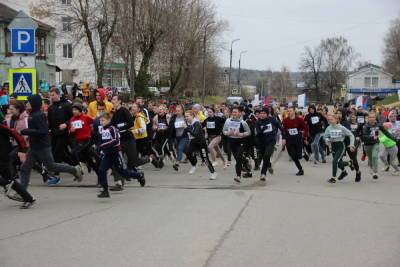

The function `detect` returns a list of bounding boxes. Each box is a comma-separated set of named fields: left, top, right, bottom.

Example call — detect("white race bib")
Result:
left=330, top=129, right=342, bottom=138
left=117, top=123, right=126, bottom=128
left=101, top=129, right=112, bottom=140
left=174, top=120, right=185, bottom=129
left=350, top=124, right=358, bottom=131
left=357, top=117, right=365, bottom=124
left=71, top=120, right=83, bottom=129
left=263, top=123, right=273, bottom=133
left=311, top=116, right=319, bottom=124
left=158, top=123, right=167, bottom=130
left=98, top=125, right=103, bottom=134
left=229, top=121, right=241, bottom=131
left=288, top=128, right=298, bottom=136
left=207, top=121, right=216, bottom=129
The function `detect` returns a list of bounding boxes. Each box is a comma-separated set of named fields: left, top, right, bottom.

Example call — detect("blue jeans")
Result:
left=98, top=151, right=141, bottom=191
left=176, top=136, right=189, bottom=162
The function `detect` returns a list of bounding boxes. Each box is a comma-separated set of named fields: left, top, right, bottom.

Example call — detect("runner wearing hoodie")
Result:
left=304, top=105, right=328, bottom=164
left=87, top=88, right=113, bottom=118
left=19, top=94, right=83, bottom=189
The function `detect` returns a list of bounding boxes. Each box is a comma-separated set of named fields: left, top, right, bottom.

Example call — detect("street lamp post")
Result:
left=202, top=22, right=215, bottom=104
left=238, top=50, right=247, bottom=94
left=228, top=38, right=240, bottom=96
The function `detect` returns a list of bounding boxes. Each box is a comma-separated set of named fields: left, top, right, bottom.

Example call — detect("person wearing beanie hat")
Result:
left=87, top=88, right=113, bottom=118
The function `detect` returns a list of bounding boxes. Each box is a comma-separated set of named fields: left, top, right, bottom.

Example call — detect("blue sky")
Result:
left=215, top=0, right=400, bottom=71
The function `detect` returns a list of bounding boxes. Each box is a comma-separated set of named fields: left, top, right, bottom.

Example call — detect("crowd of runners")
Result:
left=1, top=86, right=400, bottom=209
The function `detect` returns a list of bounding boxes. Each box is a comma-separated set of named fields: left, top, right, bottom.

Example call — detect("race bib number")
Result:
left=288, top=128, right=298, bottom=136
left=117, top=123, right=126, bottom=128
left=330, top=129, right=342, bottom=138
left=229, top=121, right=241, bottom=131
left=350, top=124, right=358, bottom=131
left=357, top=117, right=365, bottom=124
left=263, top=123, right=273, bottom=133
left=71, top=120, right=83, bottom=129
left=207, top=121, right=216, bottom=129
left=158, top=123, right=167, bottom=130
left=174, top=120, right=185, bottom=128
left=98, top=126, right=103, bottom=134
left=311, top=116, right=319, bottom=124
left=101, top=129, right=112, bottom=140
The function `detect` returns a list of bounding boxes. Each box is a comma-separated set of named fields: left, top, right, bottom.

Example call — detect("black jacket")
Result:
left=204, top=116, right=225, bottom=136
left=21, top=94, right=50, bottom=150
left=304, top=112, right=327, bottom=136
left=111, top=107, right=134, bottom=141
left=256, top=116, right=283, bottom=145
left=47, top=97, right=72, bottom=136
left=362, top=123, right=380, bottom=145
left=186, top=121, right=206, bottom=145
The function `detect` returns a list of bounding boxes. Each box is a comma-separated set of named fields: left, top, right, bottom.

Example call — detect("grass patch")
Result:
left=193, top=95, right=225, bottom=105
left=378, top=94, right=399, bottom=105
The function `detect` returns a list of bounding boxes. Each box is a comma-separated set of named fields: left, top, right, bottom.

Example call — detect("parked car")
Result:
left=148, top=87, right=160, bottom=97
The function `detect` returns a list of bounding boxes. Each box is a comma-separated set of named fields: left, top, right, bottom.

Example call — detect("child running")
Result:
left=324, top=113, right=355, bottom=184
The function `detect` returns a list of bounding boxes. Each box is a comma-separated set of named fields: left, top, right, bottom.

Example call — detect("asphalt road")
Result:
left=1, top=149, right=400, bottom=267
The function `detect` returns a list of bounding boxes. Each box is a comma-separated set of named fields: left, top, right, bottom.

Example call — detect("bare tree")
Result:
left=270, top=66, right=293, bottom=102
left=320, top=36, right=356, bottom=103
left=31, top=0, right=119, bottom=87
left=383, top=16, right=400, bottom=79
left=300, top=46, right=323, bottom=99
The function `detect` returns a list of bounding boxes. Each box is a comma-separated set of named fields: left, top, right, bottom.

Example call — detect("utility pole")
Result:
left=202, top=22, right=214, bottom=104
left=228, top=38, right=240, bottom=96
left=238, top=50, right=247, bottom=95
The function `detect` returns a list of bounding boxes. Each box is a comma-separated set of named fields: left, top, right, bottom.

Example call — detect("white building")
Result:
left=10, top=0, right=127, bottom=87
left=347, top=64, right=400, bottom=99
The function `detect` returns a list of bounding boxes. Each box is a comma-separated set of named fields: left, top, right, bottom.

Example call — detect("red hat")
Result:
left=97, top=88, right=106, bottom=100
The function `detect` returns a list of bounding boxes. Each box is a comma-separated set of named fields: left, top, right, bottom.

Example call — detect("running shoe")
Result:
left=7, top=193, right=24, bottom=202
left=20, top=199, right=36, bottom=209
left=210, top=172, right=217, bottom=180
left=138, top=172, right=146, bottom=187
left=355, top=171, right=361, bottom=182
left=234, top=176, right=241, bottom=183
left=328, top=177, right=337, bottom=184
left=372, top=174, right=379, bottom=180
left=296, top=169, right=304, bottom=176
left=173, top=163, right=179, bottom=171
left=268, top=167, right=274, bottom=175
left=189, top=166, right=196, bottom=174
left=338, top=171, right=348, bottom=180
left=303, top=153, right=310, bottom=161
left=212, top=161, right=218, bottom=167
left=97, top=190, right=110, bottom=198
left=260, top=174, right=266, bottom=182
left=322, top=159, right=327, bottom=163
left=243, top=172, right=253, bottom=178
left=47, top=176, right=61, bottom=185
left=73, top=165, right=83, bottom=182
left=109, top=184, right=124, bottom=191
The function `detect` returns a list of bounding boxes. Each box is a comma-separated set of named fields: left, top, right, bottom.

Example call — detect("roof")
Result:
left=348, top=63, right=393, bottom=78
left=0, top=3, right=53, bottom=31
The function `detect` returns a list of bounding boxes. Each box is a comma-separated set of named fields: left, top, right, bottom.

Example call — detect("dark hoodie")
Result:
left=21, top=94, right=50, bottom=150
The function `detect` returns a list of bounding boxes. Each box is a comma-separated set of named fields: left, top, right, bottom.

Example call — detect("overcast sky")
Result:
left=215, top=0, right=400, bottom=71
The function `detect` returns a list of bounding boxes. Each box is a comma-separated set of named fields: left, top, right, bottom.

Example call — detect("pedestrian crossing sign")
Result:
left=8, top=68, right=37, bottom=100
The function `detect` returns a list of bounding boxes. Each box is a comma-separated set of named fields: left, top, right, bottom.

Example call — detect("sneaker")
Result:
left=73, top=165, right=83, bottom=182
left=20, top=199, right=36, bottom=209
left=223, top=162, right=228, bottom=170
left=41, top=169, right=49, bottom=183
left=212, top=161, right=218, bottom=167
left=7, top=193, right=24, bottom=202
left=243, top=172, right=253, bottom=178
left=227, top=161, right=231, bottom=166
left=372, top=174, right=379, bottom=180
left=296, top=169, right=304, bottom=176
left=260, top=174, right=266, bottom=182
left=173, top=163, right=179, bottom=171
left=322, top=159, right=327, bottom=163
left=392, top=170, right=400, bottom=176
left=109, top=184, right=124, bottom=191
left=210, top=172, right=217, bottom=180
left=268, top=167, right=274, bottom=175
left=189, top=166, right=196, bottom=175
left=138, top=172, right=146, bottom=187
left=97, top=190, right=110, bottom=198
left=47, top=176, right=61, bottom=185
left=328, top=177, right=337, bottom=184
left=338, top=171, right=348, bottom=181
left=151, top=158, right=159, bottom=168
left=157, top=159, right=164, bottom=169
left=234, top=176, right=241, bottom=183
left=314, top=160, right=318, bottom=165
left=355, top=171, right=361, bottom=182
left=303, top=153, right=310, bottom=161
left=382, top=165, right=390, bottom=172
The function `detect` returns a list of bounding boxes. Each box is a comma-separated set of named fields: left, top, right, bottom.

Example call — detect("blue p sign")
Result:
left=11, top=29, right=36, bottom=54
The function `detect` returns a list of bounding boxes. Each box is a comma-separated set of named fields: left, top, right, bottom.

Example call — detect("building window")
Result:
left=62, top=17, right=72, bottom=32
left=61, top=0, right=71, bottom=4
left=47, top=42, right=54, bottom=54
left=63, top=44, right=73, bottom=58
left=364, top=77, right=379, bottom=88
left=35, top=34, right=47, bottom=60
left=364, top=77, right=371, bottom=88
left=372, top=77, right=379, bottom=88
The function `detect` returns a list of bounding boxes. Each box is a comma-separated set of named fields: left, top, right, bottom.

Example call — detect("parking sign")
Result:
left=8, top=11, right=38, bottom=54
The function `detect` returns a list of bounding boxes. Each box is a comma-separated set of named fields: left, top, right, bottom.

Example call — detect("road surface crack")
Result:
left=202, top=194, right=254, bottom=267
